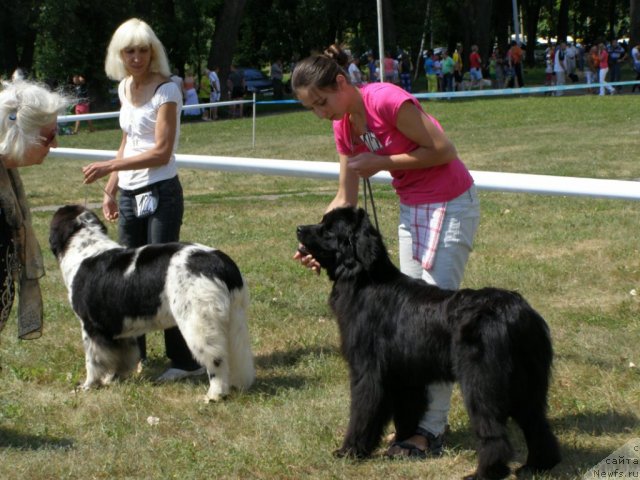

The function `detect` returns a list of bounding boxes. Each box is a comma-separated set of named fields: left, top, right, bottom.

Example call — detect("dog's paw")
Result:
left=205, top=380, right=229, bottom=403
left=75, top=381, right=98, bottom=393
left=332, top=447, right=367, bottom=460
left=203, top=393, right=227, bottom=403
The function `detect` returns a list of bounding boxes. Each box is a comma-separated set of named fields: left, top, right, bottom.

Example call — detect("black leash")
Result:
left=362, top=177, right=380, bottom=231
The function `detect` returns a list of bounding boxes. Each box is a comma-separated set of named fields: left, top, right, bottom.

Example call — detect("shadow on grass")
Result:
left=0, top=427, right=74, bottom=450
left=556, top=409, right=639, bottom=436
left=446, top=410, right=639, bottom=478
left=255, top=345, right=340, bottom=370
left=251, top=345, right=342, bottom=396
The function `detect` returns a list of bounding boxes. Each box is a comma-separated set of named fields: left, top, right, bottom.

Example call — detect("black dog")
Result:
left=296, top=207, right=560, bottom=479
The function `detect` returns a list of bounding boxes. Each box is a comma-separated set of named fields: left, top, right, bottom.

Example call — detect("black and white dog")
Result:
left=296, top=207, right=561, bottom=479
left=49, top=205, right=255, bottom=402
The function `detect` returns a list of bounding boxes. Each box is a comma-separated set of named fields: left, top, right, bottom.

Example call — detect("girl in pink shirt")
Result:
left=291, top=44, right=480, bottom=459
left=598, top=43, right=616, bottom=95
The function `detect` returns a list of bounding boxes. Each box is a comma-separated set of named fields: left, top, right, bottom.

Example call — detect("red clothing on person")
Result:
left=469, top=52, right=481, bottom=69
left=599, top=49, right=609, bottom=69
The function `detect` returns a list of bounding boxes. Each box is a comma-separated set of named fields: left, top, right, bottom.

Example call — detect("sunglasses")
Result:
left=39, top=130, right=57, bottom=148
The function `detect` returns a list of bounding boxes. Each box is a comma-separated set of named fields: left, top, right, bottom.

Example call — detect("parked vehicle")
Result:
left=240, top=68, right=274, bottom=94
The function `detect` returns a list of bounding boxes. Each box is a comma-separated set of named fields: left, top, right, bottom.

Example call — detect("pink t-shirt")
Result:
left=333, top=82, right=473, bottom=205
left=599, top=49, right=609, bottom=69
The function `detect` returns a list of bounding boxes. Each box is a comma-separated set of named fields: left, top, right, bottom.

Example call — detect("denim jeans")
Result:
left=118, top=175, right=184, bottom=247
left=398, top=185, right=481, bottom=436
left=118, top=176, right=200, bottom=371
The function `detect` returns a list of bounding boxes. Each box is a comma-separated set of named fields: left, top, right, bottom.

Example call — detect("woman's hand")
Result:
left=102, top=195, right=119, bottom=222
left=293, top=245, right=321, bottom=274
left=82, top=161, right=114, bottom=184
left=346, top=152, right=384, bottom=178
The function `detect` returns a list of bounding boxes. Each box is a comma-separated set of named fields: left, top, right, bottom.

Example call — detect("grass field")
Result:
left=1, top=93, right=638, bottom=479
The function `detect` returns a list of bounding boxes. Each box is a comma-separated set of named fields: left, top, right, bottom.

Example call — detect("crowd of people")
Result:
left=418, top=38, right=639, bottom=95
left=337, top=39, right=639, bottom=96
left=542, top=39, right=636, bottom=96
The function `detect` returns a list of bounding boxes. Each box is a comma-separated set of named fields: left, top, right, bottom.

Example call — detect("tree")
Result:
left=208, top=0, right=248, bottom=100
left=521, top=0, right=545, bottom=65
left=0, top=0, right=41, bottom=77
left=631, top=0, right=640, bottom=47
left=556, top=0, right=570, bottom=42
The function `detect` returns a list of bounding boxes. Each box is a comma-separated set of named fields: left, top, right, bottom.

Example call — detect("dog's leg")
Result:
left=458, top=371, right=513, bottom=479
left=512, top=410, right=561, bottom=474
left=175, top=315, right=231, bottom=402
left=226, top=287, right=255, bottom=391
left=80, top=328, right=113, bottom=389
left=335, top=368, right=391, bottom=458
left=391, top=386, right=429, bottom=441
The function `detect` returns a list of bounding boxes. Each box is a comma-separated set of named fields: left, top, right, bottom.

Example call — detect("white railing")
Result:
left=49, top=148, right=640, bottom=201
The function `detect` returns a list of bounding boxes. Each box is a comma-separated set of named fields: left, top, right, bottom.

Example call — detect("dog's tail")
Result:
left=507, top=292, right=553, bottom=391
left=227, top=281, right=255, bottom=391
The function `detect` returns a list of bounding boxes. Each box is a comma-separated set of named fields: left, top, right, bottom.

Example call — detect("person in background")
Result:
left=291, top=44, right=480, bottom=460
left=607, top=38, right=626, bottom=91
left=565, top=41, right=578, bottom=82
left=399, top=52, right=412, bottom=92
left=81, top=17, right=204, bottom=382
left=452, top=44, right=463, bottom=91
left=424, top=50, right=437, bottom=94
left=468, top=45, right=483, bottom=87
left=433, top=53, right=443, bottom=91
left=585, top=45, right=599, bottom=94
left=544, top=43, right=556, bottom=91
left=0, top=80, right=69, bottom=344
left=169, top=68, right=185, bottom=101
left=598, top=42, right=616, bottom=96
left=507, top=40, right=524, bottom=87
left=72, top=74, right=95, bottom=134
left=348, top=56, right=365, bottom=87
left=208, top=65, right=221, bottom=120
left=227, top=65, right=245, bottom=118
left=270, top=58, right=284, bottom=100
left=199, top=69, right=212, bottom=121
left=383, top=51, right=399, bottom=84
left=441, top=49, right=455, bottom=93
left=182, top=70, right=200, bottom=119
left=366, top=53, right=378, bottom=82
left=553, top=42, right=567, bottom=96
left=490, top=46, right=506, bottom=88
left=631, top=42, right=640, bottom=92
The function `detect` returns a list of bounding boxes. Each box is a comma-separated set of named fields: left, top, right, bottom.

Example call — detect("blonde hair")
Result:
left=104, top=18, right=171, bottom=80
left=0, top=80, right=69, bottom=165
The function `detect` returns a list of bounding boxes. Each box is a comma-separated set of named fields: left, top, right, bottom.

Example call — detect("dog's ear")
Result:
left=49, top=205, right=108, bottom=258
left=353, top=208, right=387, bottom=272
left=49, top=205, right=83, bottom=258
left=78, top=209, right=108, bottom=235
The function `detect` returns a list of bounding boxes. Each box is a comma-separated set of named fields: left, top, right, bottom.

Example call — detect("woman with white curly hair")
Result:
left=0, top=80, right=69, bottom=340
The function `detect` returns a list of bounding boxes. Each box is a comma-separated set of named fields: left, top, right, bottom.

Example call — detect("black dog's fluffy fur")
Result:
left=297, top=207, right=560, bottom=479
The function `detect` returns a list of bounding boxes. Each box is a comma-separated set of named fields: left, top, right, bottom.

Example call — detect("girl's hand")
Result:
left=293, top=245, right=321, bottom=275
left=347, top=153, right=384, bottom=178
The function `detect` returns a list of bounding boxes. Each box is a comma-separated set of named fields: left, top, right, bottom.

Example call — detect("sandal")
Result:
left=385, top=440, right=427, bottom=459
left=385, top=427, right=445, bottom=459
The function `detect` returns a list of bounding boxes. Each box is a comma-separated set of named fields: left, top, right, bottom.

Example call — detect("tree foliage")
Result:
left=0, top=0, right=636, bottom=105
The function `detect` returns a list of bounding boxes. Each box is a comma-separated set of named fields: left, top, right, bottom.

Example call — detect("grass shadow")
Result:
left=556, top=409, right=639, bottom=435
left=0, top=427, right=74, bottom=450
left=255, top=345, right=340, bottom=370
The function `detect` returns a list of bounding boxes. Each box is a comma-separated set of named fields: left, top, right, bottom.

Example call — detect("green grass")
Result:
left=2, top=94, right=638, bottom=479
